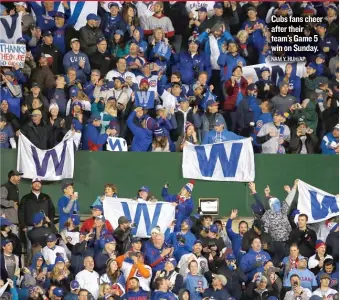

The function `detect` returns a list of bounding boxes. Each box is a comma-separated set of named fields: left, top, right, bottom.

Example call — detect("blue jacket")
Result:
left=184, top=273, right=208, bottom=300
left=161, top=187, right=193, bottom=232
left=151, top=291, right=177, bottom=300
left=202, top=129, right=244, bottom=144
left=1, top=86, right=21, bottom=118
left=83, top=82, right=96, bottom=103
left=57, top=196, right=79, bottom=231
left=202, top=287, right=232, bottom=300
left=217, top=52, right=246, bottom=81
left=197, top=31, right=233, bottom=74
left=241, top=19, right=266, bottom=51
left=121, top=288, right=149, bottom=300
left=318, top=34, right=338, bottom=60
left=240, top=248, right=271, bottom=281
left=52, top=25, right=68, bottom=54
left=127, top=111, right=153, bottom=152
left=101, top=13, right=125, bottom=39
left=63, top=50, right=91, bottom=83
left=321, top=132, right=339, bottom=155
left=143, top=243, right=168, bottom=273
left=155, top=116, right=176, bottom=152
left=50, top=88, right=67, bottom=116
left=172, top=51, right=210, bottom=85
left=226, top=219, right=244, bottom=258
left=167, top=230, right=196, bottom=261
left=317, top=269, right=339, bottom=290
left=82, top=124, right=108, bottom=151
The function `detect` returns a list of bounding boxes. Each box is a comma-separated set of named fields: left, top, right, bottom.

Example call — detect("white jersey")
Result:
left=106, top=70, right=137, bottom=85
left=136, top=75, right=159, bottom=93
left=135, top=2, right=157, bottom=28
left=312, top=288, right=338, bottom=299
left=120, top=261, right=152, bottom=291
left=185, top=1, right=215, bottom=18
left=178, top=253, right=209, bottom=278
left=42, top=245, right=69, bottom=266
left=75, top=269, right=100, bottom=299
left=66, top=99, right=91, bottom=116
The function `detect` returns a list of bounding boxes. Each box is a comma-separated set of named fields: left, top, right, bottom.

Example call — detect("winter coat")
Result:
left=290, top=101, right=318, bottom=131
left=223, top=77, right=248, bottom=111
left=20, top=120, right=53, bottom=149
left=288, top=228, right=317, bottom=258
left=245, top=281, right=279, bottom=300
left=79, top=24, right=105, bottom=56
left=82, top=123, right=109, bottom=151
left=240, top=248, right=271, bottom=281
left=288, top=132, right=319, bottom=154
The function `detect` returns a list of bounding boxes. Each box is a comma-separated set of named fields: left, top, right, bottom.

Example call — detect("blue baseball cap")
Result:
left=132, top=237, right=142, bottom=244
left=316, top=53, right=326, bottom=60
left=90, top=205, right=104, bottom=212
left=248, top=83, right=258, bottom=91
left=109, top=2, right=120, bottom=9
left=46, top=233, right=57, bottom=242
left=55, top=254, right=65, bottom=264
left=260, top=66, right=270, bottom=73
left=42, top=31, right=53, bottom=37
left=0, top=217, right=11, bottom=227
left=113, top=76, right=125, bottom=83
left=280, top=4, right=290, bottom=10
left=32, top=212, right=44, bottom=225
left=226, top=253, right=236, bottom=260
left=1, top=239, right=11, bottom=247
left=115, top=29, right=124, bottom=36
left=209, top=224, right=219, bottom=233
left=86, top=13, right=100, bottom=21
left=88, top=112, right=102, bottom=123
left=16, top=37, right=26, bottom=44
left=104, top=235, right=116, bottom=244
left=197, top=7, right=207, bottom=12
left=166, top=258, right=177, bottom=267
left=139, top=186, right=149, bottom=192
left=53, top=288, right=64, bottom=297
left=70, top=280, right=80, bottom=290
left=214, top=118, right=224, bottom=126
left=317, top=23, right=327, bottom=28
left=213, top=2, right=223, bottom=9
left=182, top=218, right=193, bottom=228
left=70, top=86, right=79, bottom=97
left=327, top=4, right=338, bottom=12
left=273, top=110, right=285, bottom=117
left=206, top=99, right=219, bottom=107
left=194, top=239, right=203, bottom=245
left=178, top=97, right=189, bottom=103
left=71, top=214, right=80, bottom=226
left=55, top=11, right=65, bottom=18
left=97, top=36, right=106, bottom=44
left=4, top=71, right=15, bottom=78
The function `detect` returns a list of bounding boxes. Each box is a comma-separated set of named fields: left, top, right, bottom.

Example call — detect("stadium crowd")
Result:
left=0, top=1, right=338, bottom=154
left=0, top=1, right=339, bottom=300
left=0, top=174, right=339, bottom=300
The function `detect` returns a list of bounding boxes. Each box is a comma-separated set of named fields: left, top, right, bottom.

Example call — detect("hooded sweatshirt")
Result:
left=240, top=248, right=271, bottom=281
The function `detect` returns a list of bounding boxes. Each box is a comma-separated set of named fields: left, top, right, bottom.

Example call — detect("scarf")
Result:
left=277, top=125, right=285, bottom=154
left=209, top=35, right=220, bottom=70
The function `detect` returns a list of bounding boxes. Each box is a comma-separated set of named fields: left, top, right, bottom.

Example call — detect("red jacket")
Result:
left=223, top=77, right=248, bottom=111
left=80, top=217, right=114, bottom=233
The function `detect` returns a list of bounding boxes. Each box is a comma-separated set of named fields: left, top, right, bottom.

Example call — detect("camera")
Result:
left=129, top=251, right=138, bottom=258
left=40, top=210, right=45, bottom=216
left=99, top=97, right=104, bottom=102
left=130, top=222, right=137, bottom=228
left=293, top=281, right=298, bottom=287
left=268, top=266, right=280, bottom=273
left=176, top=234, right=186, bottom=244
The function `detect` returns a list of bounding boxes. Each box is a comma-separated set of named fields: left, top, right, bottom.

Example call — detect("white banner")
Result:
left=297, top=181, right=339, bottom=224
left=242, top=60, right=306, bottom=85
left=107, top=137, right=128, bottom=152
left=0, top=14, right=22, bottom=44
left=17, top=131, right=75, bottom=181
left=103, top=197, right=176, bottom=238
left=0, top=43, right=26, bottom=68
left=182, top=138, right=255, bottom=182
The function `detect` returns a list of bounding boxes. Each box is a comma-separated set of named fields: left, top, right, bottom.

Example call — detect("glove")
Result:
left=290, top=209, right=300, bottom=217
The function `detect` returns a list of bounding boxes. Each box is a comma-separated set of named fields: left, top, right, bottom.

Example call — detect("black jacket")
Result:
left=208, top=259, right=247, bottom=300
left=245, top=281, right=279, bottom=300
left=164, top=2, right=189, bottom=35
left=288, top=132, right=319, bottom=154
left=23, top=93, right=49, bottom=111
left=90, top=50, right=116, bottom=77
left=18, top=191, right=55, bottom=227
left=0, top=231, right=22, bottom=259
left=20, top=120, right=53, bottom=149
left=0, top=111, right=20, bottom=132
left=1, top=181, right=20, bottom=202
left=288, top=227, right=317, bottom=258
left=70, top=240, right=95, bottom=274
left=326, top=231, right=339, bottom=262
left=36, top=43, right=62, bottom=74
left=171, top=110, right=198, bottom=142
left=113, top=227, right=132, bottom=256
left=27, top=225, right=56, bottom=248
left=241, top=229, right=273, bottom=253
left=79, top=24, right=104, bottom=56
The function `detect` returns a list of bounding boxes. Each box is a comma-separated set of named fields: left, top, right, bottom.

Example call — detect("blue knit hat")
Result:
left=55, top=254, right=65, bottom=264
left=183, top=180, right=195, bottom=193
left=32, top=212, right=45, bottom=225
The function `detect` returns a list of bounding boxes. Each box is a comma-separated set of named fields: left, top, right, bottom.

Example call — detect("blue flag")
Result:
left=135, top=91, right=155, bottom=109
left=153, top=41, right=171, bottom=60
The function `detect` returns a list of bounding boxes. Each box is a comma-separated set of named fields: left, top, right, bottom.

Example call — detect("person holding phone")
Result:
left=283, top=274, right=312, bottom=300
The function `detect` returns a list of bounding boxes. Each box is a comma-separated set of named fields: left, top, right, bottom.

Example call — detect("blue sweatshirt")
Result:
left=127, top=111, right=153, bottom=152
left=82, top=123, right=108, bottom=151
left=241, top=19, right=266, bottom=51
left=167, top=230, right=196, bottom=261
left=283, top=268, right=318, bottom=291
left=63, top=50, right=91, bottom=83
left=1, top=86, right=21, bottom=118
left=161, top=187, right=194, bottom=232
left=53, top=25, right=67, bottom=54
left=240, top=248, right=271, bottom=281
left=184, top=273, right=208, bottom=300
left=202, top=129, right=244, bottom=144
left=217, top=52, right=246, bottom=81
left=121, top=288, right=149, bottom=300
left=226, top=219, right=244, bottom=258
left=151, top=291, right=177, bottom=300
left=143, top=243, right=168, bottom=273
left=57, top=196, right=79, bottom=231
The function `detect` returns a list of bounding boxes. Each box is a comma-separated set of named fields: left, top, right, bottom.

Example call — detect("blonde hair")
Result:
left=99, top=283, right=111, bottom=297
left=153, top=27, right=164, bottom=37
left=50, top=263, right=70, bottom=281
left=236, top=30, right=249, bottom=41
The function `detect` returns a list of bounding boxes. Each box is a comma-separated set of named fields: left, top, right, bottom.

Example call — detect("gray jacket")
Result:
left=271, top=94, right=296, bottom=113
left=0, top=186, right=19, bottom=224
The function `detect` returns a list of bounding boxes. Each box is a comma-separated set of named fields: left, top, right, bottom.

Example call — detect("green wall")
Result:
left=0, top=149, right=338, bottom=217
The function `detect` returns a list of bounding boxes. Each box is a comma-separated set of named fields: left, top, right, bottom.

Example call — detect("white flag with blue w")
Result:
left=103, top=198, right=176, bottom=238
left=297, top=181, right=339, bottom=223
left=0, top=15, right=22, bottom=44
left=182, top=138, right=255, bottom=182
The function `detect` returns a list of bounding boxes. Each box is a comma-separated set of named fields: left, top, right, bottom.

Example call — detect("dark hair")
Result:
left=129, top=277, right=139, bottom=283
left=298, top=214, right=308, bottom=221
left=171, top=72, right=181, bottom=79
left=324, top=258, right=335, bottom=268
left=239, top=220, right=248, bottom=228
left=188, top=260, right=198, bottom=270
left=213, top=220, right=222, bottom=226
left=198, top=71, right=209, bottom=78
left=290, top=243, right=299, bottom=249
left=154, top=277, right=164, bottom=290
left=290, top=274, right=300, bottom=281
left=251, top=237, right=261, bottom=244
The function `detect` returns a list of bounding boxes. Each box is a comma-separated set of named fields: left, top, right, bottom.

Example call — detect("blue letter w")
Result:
left=122, top=203, right=162, bottom=235
left=195, top=143, right=243, bottom=177
left=109, top=139, right=124, bottom=151
left=31, top=142, right=67, bottom=177
left=309, top=191, right=339, bottom=220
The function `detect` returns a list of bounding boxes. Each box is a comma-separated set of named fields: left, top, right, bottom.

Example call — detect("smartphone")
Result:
left=40, top=210, right=45, bottom=216
left=43, top=267, right=47, bottom=274
left=149, top=63, right=154, bottom=71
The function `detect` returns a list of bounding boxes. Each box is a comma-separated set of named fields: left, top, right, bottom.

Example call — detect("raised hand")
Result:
left=230, top=209, right=238, bottom=220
